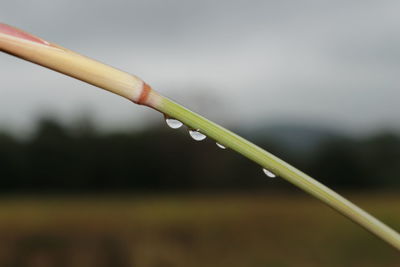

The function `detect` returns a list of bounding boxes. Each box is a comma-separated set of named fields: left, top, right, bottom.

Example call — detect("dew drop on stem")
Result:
left=262, top=168, right=276, bottom=178
left=216, top=142, right=226, bottom=149
left=189, top=129, right=207, bottom=141
left=165, top=116, right=183, bottom=129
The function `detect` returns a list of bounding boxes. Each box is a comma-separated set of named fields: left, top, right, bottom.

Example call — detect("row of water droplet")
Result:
left=166, top=117, right=217, bottom=145
left=165, top=116, right=275, bottom=178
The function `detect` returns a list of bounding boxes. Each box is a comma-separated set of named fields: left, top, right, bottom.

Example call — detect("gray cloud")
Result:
left=1, top=0, right=400, bottom=134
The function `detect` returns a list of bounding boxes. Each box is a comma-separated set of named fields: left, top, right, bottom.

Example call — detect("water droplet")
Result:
left=262, top=168, right=276, bottom=178
left=216, top=142, right=226, bottom=149
left=189, top=129, right=207, bottom=141
left=165, top=117, right=183, bottom=129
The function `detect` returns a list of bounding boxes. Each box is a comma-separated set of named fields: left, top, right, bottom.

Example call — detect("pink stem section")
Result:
left=0, top=23, right=49, bottom=45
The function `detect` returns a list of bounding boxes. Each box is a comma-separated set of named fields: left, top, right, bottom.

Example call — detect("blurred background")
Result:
left=1, top=0, right=400, bottom=266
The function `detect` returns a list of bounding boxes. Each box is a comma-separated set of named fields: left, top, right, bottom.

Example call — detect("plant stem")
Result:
left=155, top=96, right=400, bottom=251
left=1, top=23, right=399, bottom=251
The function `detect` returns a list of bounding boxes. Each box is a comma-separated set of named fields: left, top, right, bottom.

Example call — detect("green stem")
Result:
left=156, top=95, right=400, bottom=251
left=2, top=22, right=398, bottom=251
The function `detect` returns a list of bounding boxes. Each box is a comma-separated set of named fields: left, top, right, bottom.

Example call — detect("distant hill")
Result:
left=242, top=123, right=343, bottom=156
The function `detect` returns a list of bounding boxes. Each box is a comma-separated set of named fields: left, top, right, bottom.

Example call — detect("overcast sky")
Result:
left=1, top=0, right=400, bottom=135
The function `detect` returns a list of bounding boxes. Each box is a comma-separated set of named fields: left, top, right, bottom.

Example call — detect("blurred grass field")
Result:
left=0, top=192, right=398, bottom=267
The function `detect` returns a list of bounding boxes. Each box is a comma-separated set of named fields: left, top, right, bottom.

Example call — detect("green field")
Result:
left=0, top=193, right=399, bottom=266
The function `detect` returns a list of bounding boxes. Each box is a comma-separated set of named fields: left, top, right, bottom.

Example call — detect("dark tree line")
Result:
left=0, top=117, right=399, bottom=193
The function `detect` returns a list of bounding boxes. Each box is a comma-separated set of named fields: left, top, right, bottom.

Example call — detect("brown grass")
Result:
left=0, top=192, right=398, bottom=266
